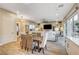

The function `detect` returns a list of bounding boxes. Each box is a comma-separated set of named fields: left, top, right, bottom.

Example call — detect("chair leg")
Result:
left=32, top=49, right=34, bottom=53
left=32, top=46, right=36, bottom=53
left=21, top=46, right=23, bottom=49
left=42, top=48, right=44, bottom=54
left=38, top=48, right=44, bottom=54
left=45, top=45, right=47, bottom=49
left=38, top=48, right=41, bottom=52
left=25, top=47, right=27, bottom=50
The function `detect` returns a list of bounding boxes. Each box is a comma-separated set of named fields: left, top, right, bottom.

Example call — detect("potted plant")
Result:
left=75, top=22, right=79, bottom=33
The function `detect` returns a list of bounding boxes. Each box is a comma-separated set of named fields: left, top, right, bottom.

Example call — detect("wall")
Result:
left=37, top=21, right=64, bottom=31
left=16, top=19, right=30, bottom=35
left=16, top=19, right=37, bottom=35
left=0, top=8, right=17, bottom=45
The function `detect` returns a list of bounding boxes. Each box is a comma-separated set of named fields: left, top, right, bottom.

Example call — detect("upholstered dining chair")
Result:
left=26, top=34, right=33, bottom=51
left=20, top=34, right=27, bottom=50
left=38, top=30, right=48, bottom=54
left=32, top=33, right=42, bottom=53
left=20, top=34, right=32, bottom=51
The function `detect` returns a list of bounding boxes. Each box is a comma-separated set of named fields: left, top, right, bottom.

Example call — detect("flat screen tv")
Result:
left=43, top=24, right=52, bottom=29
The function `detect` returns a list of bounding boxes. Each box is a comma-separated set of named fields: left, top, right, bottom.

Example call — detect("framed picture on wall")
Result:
left=16, top=23, right=19, bottom=35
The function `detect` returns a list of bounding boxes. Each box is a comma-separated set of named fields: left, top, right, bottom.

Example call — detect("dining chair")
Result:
left=32, top=33, right=42, bottom=53
left=20, top=34, right=32, bottom=51
left=38, top=37, right=47, bottom=54
left=38, top=31, right=48, bottom=54
left=20, top=34, right=27, bottom=50
left=26, top=34, right=33, bottom=51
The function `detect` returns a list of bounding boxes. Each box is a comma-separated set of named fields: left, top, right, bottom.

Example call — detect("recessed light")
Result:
left=16, top=11, right=19, bottom=15
left=56, top=13, right=59, bottom=16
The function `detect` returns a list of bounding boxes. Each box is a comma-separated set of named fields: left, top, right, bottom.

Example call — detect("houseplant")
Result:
left=75, top=22, right=79, bottom=33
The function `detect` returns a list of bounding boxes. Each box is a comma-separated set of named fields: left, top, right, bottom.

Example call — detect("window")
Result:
left=64, top=21, right=67, bottom=36
left=64, top=13, right=79, bottom=38
left=73, top=14, right=79, bottom=37
left=29, top=24, right=35, bottom=31
left=66, top=18, right=73, bottom=37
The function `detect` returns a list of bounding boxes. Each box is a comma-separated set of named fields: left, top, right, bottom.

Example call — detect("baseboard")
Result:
left=0, top=34, right=16, bottom=46
left=0, top=39, right=16, bottom=46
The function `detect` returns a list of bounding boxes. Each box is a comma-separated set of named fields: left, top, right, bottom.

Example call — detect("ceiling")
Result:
left=0, top=3, right=74, bottom=23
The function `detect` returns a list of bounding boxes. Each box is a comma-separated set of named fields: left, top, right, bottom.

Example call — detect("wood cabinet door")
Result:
left=65, top=39, right=70, bottom=54
left=68, top=40, right=79, bottom=55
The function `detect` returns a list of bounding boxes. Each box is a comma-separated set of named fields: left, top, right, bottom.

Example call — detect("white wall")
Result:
left=0, top=9, right=17, bottom=45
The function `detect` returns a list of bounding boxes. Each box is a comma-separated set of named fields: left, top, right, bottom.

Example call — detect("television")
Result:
left=43, top=24, right=52, bottom=29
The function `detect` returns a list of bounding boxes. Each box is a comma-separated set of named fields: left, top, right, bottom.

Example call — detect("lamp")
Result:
left=55, top=27, right=59, bottom=31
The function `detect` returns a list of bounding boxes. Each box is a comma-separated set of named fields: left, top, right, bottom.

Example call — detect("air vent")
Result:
left=58, top=4, right=64, bottom=8
left=42, top=18, right=48, bottom=23
left=42, top=21, right=48, bottom=23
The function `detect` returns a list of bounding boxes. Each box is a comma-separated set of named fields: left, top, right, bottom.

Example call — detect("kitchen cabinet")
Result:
left=65, top=37, right=79, bottom=55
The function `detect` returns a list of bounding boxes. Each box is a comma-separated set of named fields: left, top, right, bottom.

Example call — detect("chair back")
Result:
left=37, top=33, right=41, bottom=37
left=20, top=34, right=27, bottom=49
left=26, top=34, right=33, bottom=51
left=20, top=34, right=32, bottom=51
left=39, top=32, right=47, bottom=48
